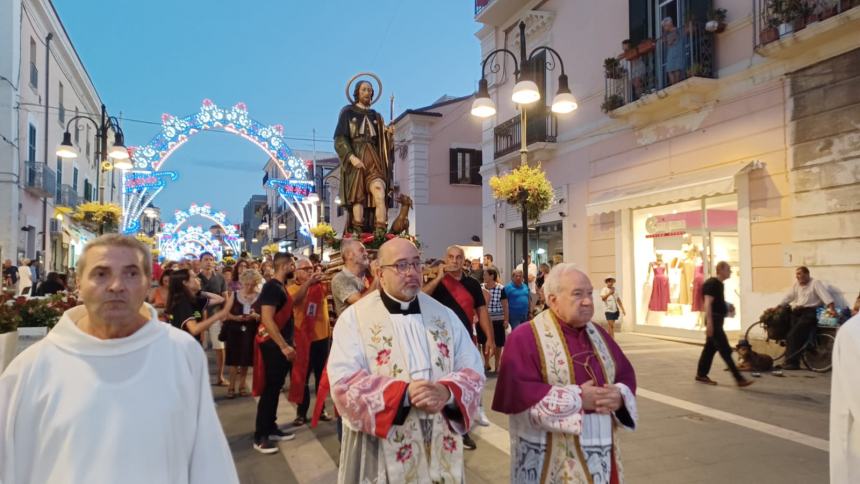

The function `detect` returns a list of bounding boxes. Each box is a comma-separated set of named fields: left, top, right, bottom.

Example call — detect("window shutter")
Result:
left=628, top=0, right=649, bottom=44
left=470, top=149, right=482, bottom=185
left=449, top=149, right=458, bottom=184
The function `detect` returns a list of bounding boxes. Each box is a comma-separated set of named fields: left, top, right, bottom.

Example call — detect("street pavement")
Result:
left=215, top=332, right=831, bottom=483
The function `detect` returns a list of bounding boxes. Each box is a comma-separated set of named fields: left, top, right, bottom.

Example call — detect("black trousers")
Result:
left=785, top=307, right=818, bottom=365
left=297, top=338, right=331, bottom=418
left=254, top=340, right=291, bottom=441
left=697, top=316, right=743, bottom=381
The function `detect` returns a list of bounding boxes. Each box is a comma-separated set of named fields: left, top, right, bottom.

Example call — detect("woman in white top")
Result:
left=17, top=259, right=33, bottom=296
left=601, top=276, right=626, bottom=338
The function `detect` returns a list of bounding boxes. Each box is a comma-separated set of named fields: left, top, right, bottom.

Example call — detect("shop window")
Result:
left=449, top=148, right=482, bottom=185
left=633, top=194, right=740, bottom=332
left=509, top=221, right=564, bottom=274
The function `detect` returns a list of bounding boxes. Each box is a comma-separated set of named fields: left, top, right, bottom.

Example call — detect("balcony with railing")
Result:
left=24, top=161, right=56, bottom=199
left=473, top=0, right=521, bottom=25
left=754, top=0, right=860, bottom=55
left=493, top=107, right=558, bottom=160
left=603, top=22, right=715, bottom=113
left=58, top=184, right=81, bottom=208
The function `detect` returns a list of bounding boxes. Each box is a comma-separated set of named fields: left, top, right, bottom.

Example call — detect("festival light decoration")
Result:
left=159, top=225, right=224, bottom=261
left=121, top=100, right=312, bottom=233
left=157, top=203, right=241, bottom=257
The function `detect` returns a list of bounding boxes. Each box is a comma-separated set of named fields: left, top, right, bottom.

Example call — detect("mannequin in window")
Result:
left=679, top=245, right=699, bottom=305
left=690, top=247, right=705, bottom=312
left=648, top=253, right=670, bottom=311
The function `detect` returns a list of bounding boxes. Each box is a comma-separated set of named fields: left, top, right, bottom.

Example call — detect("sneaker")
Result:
left=269, top=428, right=296, bottom=442
left=694, top=376, right=718, bottom=386
left=253, top=439, right=280, bottom=454
left=476, top=409, right=491, bottom=427
left=462, top=433, right=477, bottom=450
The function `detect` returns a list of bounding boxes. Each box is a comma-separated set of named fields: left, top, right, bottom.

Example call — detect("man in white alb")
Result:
left=327, top=238, right=485, bottom=483
left=0, top=234, right=238, bottom=484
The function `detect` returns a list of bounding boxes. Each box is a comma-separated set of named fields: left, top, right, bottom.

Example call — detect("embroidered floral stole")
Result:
left=355, top=291, right=463, bottom=483
left=530, top=311, right=623, bottom=484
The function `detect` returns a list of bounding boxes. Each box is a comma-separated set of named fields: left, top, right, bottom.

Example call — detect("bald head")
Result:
left=544, top=263, right=594, bottom=327
left=378, top=238, right=422, bottom=301
left=379, top=238, right=419, bottom=265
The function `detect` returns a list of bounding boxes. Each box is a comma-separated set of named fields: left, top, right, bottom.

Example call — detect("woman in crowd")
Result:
left=230, top=259, right=249, bottom=292
left=35, top=272, right=66, bottom=296
left=165, top=269, right=233, bottom=338
left=481, top=267, right=508, bottom=373
left=535, top=263, right=551, bottom=312
left=147, top=270, right=172, bottom=321
left=222, top=269, right=262, bottom=398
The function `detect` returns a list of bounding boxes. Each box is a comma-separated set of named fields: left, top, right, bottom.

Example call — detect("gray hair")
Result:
left=511, top=269, right=523, bottom=276
left=341, top=239, right=362, bottom=259
left=76, top=234, right=152, bottom=279
left=294, top=256, right=312, bottom=268
left=543, top=263, right=582, bottom=297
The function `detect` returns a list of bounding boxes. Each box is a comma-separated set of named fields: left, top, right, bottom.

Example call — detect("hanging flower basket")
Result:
left=135, top=233, right=156, bottom=247
left=489, top=163, right=554, bottom=221
left=72, top=202, right=122, bottom=234
left=310, top=223, right=338, bottom=246
left=261, top=243, right=280, bottom=256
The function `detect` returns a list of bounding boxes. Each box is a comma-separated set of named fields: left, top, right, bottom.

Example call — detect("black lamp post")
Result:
left=56, top=104, right=131, bottom=204
left=471, top=21, right=577, bottom=288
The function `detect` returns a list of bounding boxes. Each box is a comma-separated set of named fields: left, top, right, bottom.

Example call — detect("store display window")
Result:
left=632, top=195, right=740, bottom=331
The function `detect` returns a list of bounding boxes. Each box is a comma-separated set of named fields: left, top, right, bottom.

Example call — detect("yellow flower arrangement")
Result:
left=135, top=233, right=156, bottom=247
left=261, top=243, right=280, bottom=255
left=222, top=256, right=236, bottom=265
left=72, top=202, right=123, bottom=234
left=489, top=163, right=554, bottom=221
left=151, top=249, right=160, bottom=257
left=309, top=223, right=337, bottom=240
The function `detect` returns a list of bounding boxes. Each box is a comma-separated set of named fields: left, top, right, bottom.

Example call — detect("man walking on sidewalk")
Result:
left=695, top=261, right=752, bottom=387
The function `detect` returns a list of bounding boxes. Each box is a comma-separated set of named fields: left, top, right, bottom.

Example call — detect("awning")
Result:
left=586, top=160, right=764, bottom=216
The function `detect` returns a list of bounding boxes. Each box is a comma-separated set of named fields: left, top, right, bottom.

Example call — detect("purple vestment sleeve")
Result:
left=491, top=323, right=553, bottom=414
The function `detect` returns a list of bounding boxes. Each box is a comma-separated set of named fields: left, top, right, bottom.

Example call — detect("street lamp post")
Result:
left=471, top=21, right=577, bottom=289
left=56, top=104, right=131, bottom=204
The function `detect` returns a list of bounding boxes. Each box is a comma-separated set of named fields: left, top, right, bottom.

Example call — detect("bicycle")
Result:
left=744, top=318, right=837, bottom=373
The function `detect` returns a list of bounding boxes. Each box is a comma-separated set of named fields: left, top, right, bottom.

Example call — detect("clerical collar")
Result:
left=380, top=289, right=421, bottom=315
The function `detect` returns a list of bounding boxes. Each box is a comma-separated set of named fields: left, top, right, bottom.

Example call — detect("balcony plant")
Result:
left=706, top=8, right=728, bottom=32
left=489, top=163, right=554, bottom=221
left=760, top=16, right=781, bottom=44
left=601, top=94, right=625, bottom=113
left=72, top=202, right=122, bottom=234
left=603, top=57, right=623, bottom=79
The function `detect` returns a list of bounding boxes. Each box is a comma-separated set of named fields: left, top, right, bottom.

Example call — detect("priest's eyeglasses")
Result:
left=380, top=260, right=424, bottom=275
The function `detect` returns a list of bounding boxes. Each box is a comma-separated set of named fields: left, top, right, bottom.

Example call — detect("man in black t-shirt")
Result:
left=253, top=252, right=298, bottom=454
left=422, top=245, right=494, bottom=451
left=695, top=261, right=752, bottom=387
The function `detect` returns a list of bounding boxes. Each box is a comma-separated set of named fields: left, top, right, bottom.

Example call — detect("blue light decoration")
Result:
left=160, top=225, right=224, bottom=261
left=123, top=171, right=178, bottom=194
left=121, top=99, right=311, bottom=233
left=267, top=178, right=315, bottom=201
left=158, top=203, right=241, bottom=256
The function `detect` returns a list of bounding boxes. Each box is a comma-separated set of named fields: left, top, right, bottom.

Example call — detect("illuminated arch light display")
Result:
left=160, top=226, right=224, bottom=261
left=120, top=99, right=313, bottom=234
left=158, top=203, right=241, bottom=257
left=267, top=178, right=319, bottom=241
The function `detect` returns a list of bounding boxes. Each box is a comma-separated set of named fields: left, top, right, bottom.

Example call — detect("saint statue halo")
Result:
left=345, top=72, right=383, bottom=106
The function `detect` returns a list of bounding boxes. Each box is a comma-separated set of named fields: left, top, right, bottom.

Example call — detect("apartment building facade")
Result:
left=474, top=0, right=860, bottom=337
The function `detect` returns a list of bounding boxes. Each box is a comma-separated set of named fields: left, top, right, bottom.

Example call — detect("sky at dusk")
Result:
left=53, top=0, right=481, bottom=225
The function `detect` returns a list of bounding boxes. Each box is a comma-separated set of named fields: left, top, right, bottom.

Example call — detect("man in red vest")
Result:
left=287, top=256, right=333, bottom=426
left=423, top=245, right=494, bottom=450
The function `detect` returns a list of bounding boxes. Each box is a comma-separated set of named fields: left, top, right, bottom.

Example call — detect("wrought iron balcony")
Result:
left=24, top=160, right=57, bottom=198
left=603, top=22, right=715, bottom=112
left=754, top=0, right=858, bottom=50
left=58, top=184, right=81, bottom=208
left=474, top=0, right=493, bottom=16
left=493, top=108, right=558, bottom=160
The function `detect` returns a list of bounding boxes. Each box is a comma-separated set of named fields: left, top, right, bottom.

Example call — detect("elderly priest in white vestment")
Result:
left=328, top=238, right=485, bottom=483
left=830, top=312, right=860, bottom=484
left=0, top=234, right=239, bottom=484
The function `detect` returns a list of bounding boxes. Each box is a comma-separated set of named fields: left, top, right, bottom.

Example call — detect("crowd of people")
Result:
left=1, top=233, right=858, bottom=483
